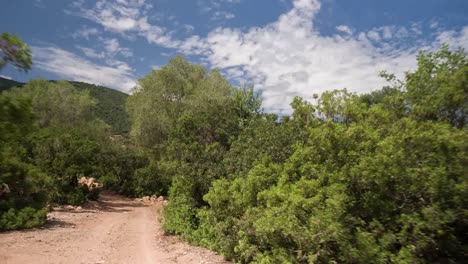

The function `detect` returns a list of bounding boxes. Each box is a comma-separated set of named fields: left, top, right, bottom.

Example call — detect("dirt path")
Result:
left=0, top=194, right=229, bottom=264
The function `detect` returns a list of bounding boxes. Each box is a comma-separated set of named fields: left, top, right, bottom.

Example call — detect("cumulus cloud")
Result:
left=336, top=25, right=353, bottom=35
left=76, top=38, right=133, bottom=74
left=178, top=0, right=467, bottom=113
left=32, top=46, right=136, bottom=92
left=436, top=27, right=468, bottom=50
left=70, top=0, right=179, bottom=47
left=65, top=0, right=467, bottom=113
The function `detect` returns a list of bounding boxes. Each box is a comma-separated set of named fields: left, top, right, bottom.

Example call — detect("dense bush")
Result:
left=0, top=34, right=137, bottom=231
left=0, top=207, right=47, bottom=231
left=127, top=48, right=467, bottom=263
left=1, top=79, right=138, bottom=229
left=1, top=41, right=466, bottom=264
left=0, top=94, right=52, bottom=230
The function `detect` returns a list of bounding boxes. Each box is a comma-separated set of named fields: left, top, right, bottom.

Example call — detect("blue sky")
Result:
left=1, top=0, right=467, bottom=112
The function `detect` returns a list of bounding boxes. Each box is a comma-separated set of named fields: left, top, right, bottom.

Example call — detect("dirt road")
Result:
left=0, top=194, right=229, bottom=264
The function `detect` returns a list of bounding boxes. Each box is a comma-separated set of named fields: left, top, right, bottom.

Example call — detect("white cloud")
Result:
left=198, top=0, right=241, bottom=21
left=77, top=46, right=106, bottom=59
left=184, top=24, right=195, bottom=33
left=103, top=38, right=133, bottom=57
left=71, top=0, right=179, bottom=48
left=211, top=11, right=235, bottom=20
left=67, top=0, right=467, bottom=113
left=32, top=46, right=135, bottom=92
left=410, top=22, right=423, bottom=35
left=430, top=20, right=439, bottom=29
left=0, top=75, right=12, bottom=80
left=76, top=39, right=133, bottom=72
left=105, top=59, right=133, bottom=72
left=436, top=27, right=468, bottom=50
left=336, top=25, right=352, bottom=35
left=366, top=30, right=381, bottom=42
left=72, top=27, right=100, bottom=39
left=178, top=0, right=467, bottom=113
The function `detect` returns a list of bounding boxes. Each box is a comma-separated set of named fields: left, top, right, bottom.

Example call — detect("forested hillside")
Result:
left=0, top=77, right=130, bottom=134
left=0, top=77, right=23, bottom=91
left=1, top=46, right=467, bottom=263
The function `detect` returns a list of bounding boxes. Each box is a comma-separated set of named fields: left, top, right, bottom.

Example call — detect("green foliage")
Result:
left=127, top=56, right=262, bottom=238
left=3, top=80, right=102, bottom=204
left=0, top=32, right=32, bottom=72
left=127, top=56, right=241, bottom=155
left=1, top=79, right=139, bottom=212
left=223, top=115, right=299, bottom=178
left=8, top=79, right=97, bottom=127
left=1, top=44, right=464, bottom=264
left=70, top=81, right=130, bottom=135
left=0, top=93, right=52, bottom=231
left=0, top=154, right=52, bottom=211
left=0, top=33, right=133, bottom=230
left=405, top=45, right=467, bottom=127
left=0, top=77, right=130, bottom=135
left=126, top=50, right=467, bottom=263
left=0, top=207, right=47, bottom=231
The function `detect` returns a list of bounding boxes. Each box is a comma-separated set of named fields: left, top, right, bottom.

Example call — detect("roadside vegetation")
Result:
left=0, top=32, right=466, bottom=263
left=128, top=48, right=467, bottom=263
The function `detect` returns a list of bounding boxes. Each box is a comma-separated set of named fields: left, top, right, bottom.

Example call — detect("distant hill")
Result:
left=0, top=77, right=130, bottom=135
left=0, top=77, right=24, bottom=91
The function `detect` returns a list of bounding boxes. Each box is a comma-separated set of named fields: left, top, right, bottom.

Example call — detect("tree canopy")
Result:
left=0, top=42, right=466, bottom=263
left=0, top=32, right=32, bottom=72
left=125, top=48, right=467, bottom=263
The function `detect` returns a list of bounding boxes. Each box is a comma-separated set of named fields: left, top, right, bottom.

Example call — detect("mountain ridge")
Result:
left=0, top=77, right=130, bottom=135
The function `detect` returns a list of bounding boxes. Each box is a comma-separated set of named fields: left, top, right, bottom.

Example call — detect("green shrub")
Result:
left=51, top=183, right=88, bottom=205
left=163, top=177, right=199, bottom=237
left=0, top=207, right=47, bottom=231
left=153, top=49, right=467, bottom=263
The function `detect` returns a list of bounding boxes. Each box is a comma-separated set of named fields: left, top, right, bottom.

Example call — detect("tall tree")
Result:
left=405, top=45, right=467, bottom=128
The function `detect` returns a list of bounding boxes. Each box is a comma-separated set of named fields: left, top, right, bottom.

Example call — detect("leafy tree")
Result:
left=0, top=77, right=131, bottom=134
left=405, top=45, right=467, bottom=128
left=127, top=56, right=206, bottom=155
left=127, top=56, right=262, bottom=237
left=142, top=48, right=468, bottom=263
left=8, top=79, right=97, bottom=127
left=0, top=94, right=52, bottom=230
left=4, top=79, right=116, bottom=204
left=0, top=32, right=32, bottom=72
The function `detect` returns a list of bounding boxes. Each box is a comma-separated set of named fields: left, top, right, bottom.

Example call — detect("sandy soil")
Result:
left=0, top=193, right=229, bottom=264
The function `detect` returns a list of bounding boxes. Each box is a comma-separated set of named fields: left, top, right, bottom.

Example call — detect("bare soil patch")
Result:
left=0, top=193, right=229, bottom=264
